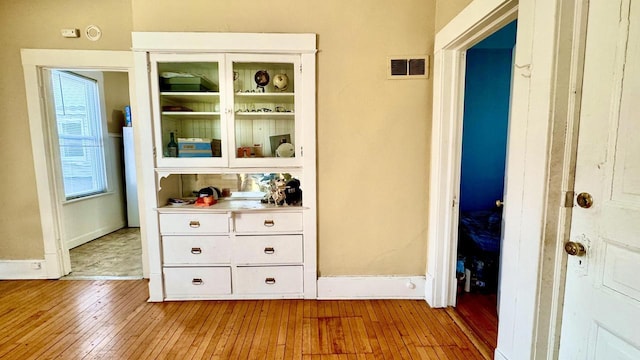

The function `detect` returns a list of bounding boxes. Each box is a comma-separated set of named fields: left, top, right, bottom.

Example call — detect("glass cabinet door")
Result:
left=227, top=54, right=301, bottom=167
left=150, top=53, right=228, bottom=167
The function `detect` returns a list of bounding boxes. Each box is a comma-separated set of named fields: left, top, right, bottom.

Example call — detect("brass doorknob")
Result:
left=576, top=192, right=593, bottom=208
left=564, top=241, right=586, bottom=256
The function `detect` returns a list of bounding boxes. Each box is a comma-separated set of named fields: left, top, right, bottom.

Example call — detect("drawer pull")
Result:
left=264, top=247, right=275, bottom=254
left=192, top=278, right=204, bottom=285
left=265, top=277, right=276, bottom=285
left=191, top=247, right=202, bottom=254
left=189, top=221, right=201, bottom=228
left=264, top=219, right=275, bottom=227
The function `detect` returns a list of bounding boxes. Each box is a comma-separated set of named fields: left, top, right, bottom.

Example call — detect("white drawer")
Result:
left=234, top=235, right=302, bottom=264
left=234, top=212, right=302, bottom=233
left=163, top=236, right=231, bottom=265
left=159, top=213, right=228, bottom=235
left=235, top=266, right=303, bottom=294
left=164, top=267, right=231, bottom=298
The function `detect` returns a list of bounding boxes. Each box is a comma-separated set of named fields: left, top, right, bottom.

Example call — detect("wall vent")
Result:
left=387, top=55, right=429, bottom=79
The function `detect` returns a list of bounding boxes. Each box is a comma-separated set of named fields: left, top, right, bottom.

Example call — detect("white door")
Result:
left=559, top=0, right=640, bottom=358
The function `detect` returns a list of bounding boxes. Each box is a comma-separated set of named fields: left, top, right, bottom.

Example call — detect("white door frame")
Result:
left=21, top=49, right=149, bottom=279
left=425, top=0, right=518, bottom=309
left=426, top=0, right=586, bottom=359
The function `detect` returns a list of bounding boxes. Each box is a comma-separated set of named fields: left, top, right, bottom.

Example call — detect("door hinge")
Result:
left=564, top=191, right=575, bottom=208
left=147, top=61, right=151, bottom=74
left=299, top=64, right=302, bottom=73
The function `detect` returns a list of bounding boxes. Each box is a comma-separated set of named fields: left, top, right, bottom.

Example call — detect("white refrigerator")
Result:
left=123, top=127, right=140, bottom=227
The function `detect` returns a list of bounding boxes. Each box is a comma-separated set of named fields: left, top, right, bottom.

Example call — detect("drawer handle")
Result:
left=265, top=277, right=276, bottom=285
left=264, top=247, right=275, bottom=254
left=264, top=219, right=275, bottom=227
left=191, top=247, right=202, bottom=254
left=192, top=278, right=204, bottom=285
left=189, top=220, right=201, bottom=228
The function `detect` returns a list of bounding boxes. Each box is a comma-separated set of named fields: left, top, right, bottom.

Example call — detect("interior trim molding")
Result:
left=494, top=349, right=509, bottom=360
left=20, top=49, right=148, bottom=280
left=426, top=0, right=518, bottom=309
left=0, top=260, right=51, bottom=279
left=428, top=0, right=585, bottom=358
left=317, top=276, right=426, bottom=300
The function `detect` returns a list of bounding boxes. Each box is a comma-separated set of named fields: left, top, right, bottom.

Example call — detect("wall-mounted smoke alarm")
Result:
left=387, top=56, right=430, bottom=79
left=85, top=25, right=102, bottom=41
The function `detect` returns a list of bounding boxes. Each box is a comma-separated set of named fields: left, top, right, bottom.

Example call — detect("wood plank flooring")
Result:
left=0, top=280, right=485, bottom=359
left=454, top=292, right=498, bottom=352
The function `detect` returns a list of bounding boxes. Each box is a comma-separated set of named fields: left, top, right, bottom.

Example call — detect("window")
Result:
left=51, top=70, right=108, bottom=200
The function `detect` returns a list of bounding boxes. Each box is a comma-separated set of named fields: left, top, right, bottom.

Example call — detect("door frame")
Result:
left=21, top=49, right=149, bottom=279
left=426, top=0, right=518, bottom=308
left=426, top=0, right=587, bottom=359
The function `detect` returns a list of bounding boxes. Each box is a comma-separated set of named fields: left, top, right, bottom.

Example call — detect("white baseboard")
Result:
left=147, top=273, right=164, bottom=302
left=0, top=260, right=50, bottom=279
left=423, top=272, right=449, bottom=308
left=495, top=348, right=508, bottom=360
left=67, top=222, right=126, bottom=249
left=317, top=276, right=426, bottom=300
left=425, top=272, right=436, bottom=305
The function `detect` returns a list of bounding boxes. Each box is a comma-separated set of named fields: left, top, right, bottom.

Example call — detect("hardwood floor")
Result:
left=0, top=280, right=485, bottom=359
left=453, top=292, right=498, bottom=353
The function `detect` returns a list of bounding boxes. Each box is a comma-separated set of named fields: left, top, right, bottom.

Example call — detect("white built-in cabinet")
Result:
left=132, top=32, right=317, bottom=301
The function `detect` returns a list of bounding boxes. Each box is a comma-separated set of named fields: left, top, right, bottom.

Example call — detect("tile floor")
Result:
left=65, top=227, right=143, bottom=279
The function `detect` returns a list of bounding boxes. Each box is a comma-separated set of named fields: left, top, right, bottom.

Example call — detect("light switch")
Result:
left=61, top=28, right=80, bottom=38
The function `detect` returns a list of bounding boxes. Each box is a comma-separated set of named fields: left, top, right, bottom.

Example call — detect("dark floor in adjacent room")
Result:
left=454, top=291, right=498, bottom=355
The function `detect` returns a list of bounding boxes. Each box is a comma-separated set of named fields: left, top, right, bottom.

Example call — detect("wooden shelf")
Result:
left=234, top=93, right=294, bottom=102
left=161, top=111, right=220, bottom=118
left=234, top=112, right=294, bottom=118
left=161, top=92, right=220, bottom=101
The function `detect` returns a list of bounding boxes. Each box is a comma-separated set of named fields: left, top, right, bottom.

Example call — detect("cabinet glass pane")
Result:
left=157, top=62, right=222, bottom=159
left=233, top=62, right=295, bottom=159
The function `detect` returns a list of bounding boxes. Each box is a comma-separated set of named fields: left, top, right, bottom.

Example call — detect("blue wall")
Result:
left=459, top=21, right=516, bottom=212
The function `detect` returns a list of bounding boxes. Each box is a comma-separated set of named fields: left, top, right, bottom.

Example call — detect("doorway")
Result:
left=21, top=49, right=147, bottom=280
left=43, top=68, right=141, bottom=278
left=41, top=68, right=142, bottom=279
left=454, top=20, right=516, bottom=351
left=427, top=0, right=590, bottom=358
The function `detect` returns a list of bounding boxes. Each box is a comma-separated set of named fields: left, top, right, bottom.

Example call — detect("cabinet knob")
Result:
left=192, top=278, right=204, bottom=285
left=265, top=277, right=276, bottom=285
left=191, top=247, right=202, bottom=254
left=264, top=247, right=275, bottom=254
left=189, top=221, right=201, bottom=228
left=264, top=219, right=275, bottom=227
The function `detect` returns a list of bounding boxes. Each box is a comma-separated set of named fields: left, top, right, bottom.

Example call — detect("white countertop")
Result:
left=157, top=199, right=304, bottom=213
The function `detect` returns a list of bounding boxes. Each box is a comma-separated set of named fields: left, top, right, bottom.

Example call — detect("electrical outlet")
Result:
left=31, top=262, right=42, bottom=270
left=61, top=28, right=80, bottom=38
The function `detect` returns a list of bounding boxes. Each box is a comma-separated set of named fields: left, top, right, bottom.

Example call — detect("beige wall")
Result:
left=435, top=0, right=473, bottom=32
left=0, top=0, right=133, bottom=259
left=2, top=0, right=442, bottom=277
left=104, top=72, right=130, bottom=134
left=134, top=0, right=436, bottom=275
